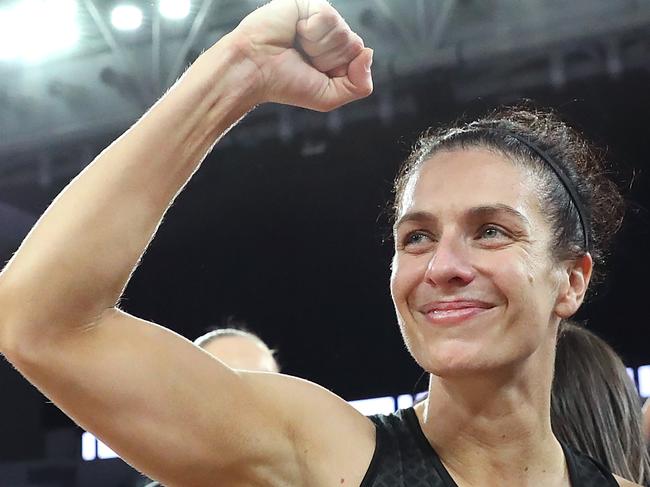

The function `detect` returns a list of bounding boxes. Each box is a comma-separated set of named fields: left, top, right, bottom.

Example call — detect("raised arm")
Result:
left=0, top=1, right=374, bottom=485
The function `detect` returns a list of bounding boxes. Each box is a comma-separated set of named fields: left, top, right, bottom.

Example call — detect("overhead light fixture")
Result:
left=110, top=4, right=143, bottom=31
left=0, top=0, right=79, bottom=62
left=159, top=0, right=191, bottom=20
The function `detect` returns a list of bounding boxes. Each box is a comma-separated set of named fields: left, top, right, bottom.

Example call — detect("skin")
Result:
left=202, top=335, right=279, bottom=373
left=0, top=1, right=639, bottom=486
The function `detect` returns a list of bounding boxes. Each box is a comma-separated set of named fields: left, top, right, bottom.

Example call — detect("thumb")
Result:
left=347, top=48, right=373, bottom=96
left=317, top=48, right=373, bottom=111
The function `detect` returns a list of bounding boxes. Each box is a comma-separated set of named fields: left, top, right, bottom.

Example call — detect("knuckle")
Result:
left=320, top=9, right=340, bottom=28
left=331, top=28, right=350, bottom=45
left=350, top=33, right=364, bottom=49
left=346, top=39, right=363, bottom=56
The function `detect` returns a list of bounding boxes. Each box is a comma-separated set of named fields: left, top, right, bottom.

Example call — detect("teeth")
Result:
left=433, top=308, right=472, bottom=313
left=429, top=308, right=482, bottom=317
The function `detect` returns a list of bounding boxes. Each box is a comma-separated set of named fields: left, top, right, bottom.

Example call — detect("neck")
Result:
left=417, top=337, right=568, bottom=486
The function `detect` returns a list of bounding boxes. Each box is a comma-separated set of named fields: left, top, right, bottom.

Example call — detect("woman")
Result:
left=0, top=0, right=640, bottom=486
left=552, top=321, right=650, bottom=485
left=373, top=106, right=628, bottom=486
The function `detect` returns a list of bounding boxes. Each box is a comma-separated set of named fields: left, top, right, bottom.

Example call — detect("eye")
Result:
left=482, top=226, right=501, bottom=238
left=477, top=225, right=510, bottom=242
left=400, top=231, right=434, bottom=250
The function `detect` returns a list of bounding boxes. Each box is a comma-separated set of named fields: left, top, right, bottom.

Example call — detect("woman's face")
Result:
left=391, top=148, right=578, bottom=377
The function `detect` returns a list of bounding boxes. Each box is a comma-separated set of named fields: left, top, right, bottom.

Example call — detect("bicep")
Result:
left=11, top=309, right=297, bottom=486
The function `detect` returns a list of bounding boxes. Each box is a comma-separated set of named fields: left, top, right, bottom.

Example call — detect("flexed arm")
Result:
left=0, top=2, right=373, bottom=486
left=0, top=0, right=373, bottom=341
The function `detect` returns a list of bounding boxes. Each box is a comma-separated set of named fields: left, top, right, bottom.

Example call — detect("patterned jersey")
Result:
left=360, top=407, right=619, bottom=487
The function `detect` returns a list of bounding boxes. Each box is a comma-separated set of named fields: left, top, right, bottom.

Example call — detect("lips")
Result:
left=420, top=300, right=495, bottom=326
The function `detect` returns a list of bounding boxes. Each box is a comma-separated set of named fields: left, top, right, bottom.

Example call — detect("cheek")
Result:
left=490, top=249, right=538, bottom=296
left=389, top=254, right=403, bottom=302
left=496, top=256, right=560, bottom=339
left=390, top=254, right=423, bottom=306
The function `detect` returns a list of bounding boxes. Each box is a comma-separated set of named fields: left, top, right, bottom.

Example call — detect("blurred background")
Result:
left=1, top=0, right=649, bottom=485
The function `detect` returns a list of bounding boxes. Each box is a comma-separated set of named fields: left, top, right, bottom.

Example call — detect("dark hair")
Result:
left=393, top=106, right=624, bottom=289
left=551, top=321, right=650, bottom=485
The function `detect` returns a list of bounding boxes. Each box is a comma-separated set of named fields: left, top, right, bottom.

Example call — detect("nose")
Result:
left=424, top=234, right=475, bottom=288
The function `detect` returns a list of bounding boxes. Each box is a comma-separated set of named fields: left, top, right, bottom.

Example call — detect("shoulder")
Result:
left=613, top=474, right=642, bottom=487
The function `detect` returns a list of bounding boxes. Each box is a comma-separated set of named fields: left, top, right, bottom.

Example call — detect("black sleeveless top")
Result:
left=361, top=407, right=619, bottom=487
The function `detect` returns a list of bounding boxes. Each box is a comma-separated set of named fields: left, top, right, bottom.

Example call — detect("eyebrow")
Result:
left=393, top=204, right=531, bottom=233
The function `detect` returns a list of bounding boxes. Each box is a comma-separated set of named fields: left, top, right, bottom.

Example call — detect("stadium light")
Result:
left=111, top=4, right=143, bottom=31
left=0, top=0, right=79, bottom=62
left=159, top=0, right=191, bottom=20
left=81, top=432, right=97, bottom=461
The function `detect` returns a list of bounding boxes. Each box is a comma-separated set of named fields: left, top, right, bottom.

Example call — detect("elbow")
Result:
left=0, top=316, right=30, bottom=367
left=0, top=313, right=61, bottom=375
left=0, top=281, right=19, bottom=360
left=0, top=276, right=108, bottom=367
left=0, top=280, right=48, bottom=367
left=0, top=307, right=37, bottom=368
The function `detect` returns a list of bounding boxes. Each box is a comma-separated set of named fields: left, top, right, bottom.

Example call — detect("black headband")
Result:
left=485, top=129, right=591, bottom=253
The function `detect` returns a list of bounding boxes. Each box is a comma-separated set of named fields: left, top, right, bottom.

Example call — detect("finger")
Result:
left=345, top=47, right=373, bottom=97
left=295, top=9, right=339, bottom=42
left=310, top=33, right=364, bottom=74
left=299, top=24, right=352, bottom=58
left=313, top=47, right=373, bottom=112
left=327, top=65, right=348, bottom=78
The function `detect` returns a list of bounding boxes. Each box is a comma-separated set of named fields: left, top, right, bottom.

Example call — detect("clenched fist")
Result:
left=230, top=0, right=373, bottom=111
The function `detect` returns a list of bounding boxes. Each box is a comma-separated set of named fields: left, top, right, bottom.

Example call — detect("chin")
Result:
left=424, top=359, right=492, bottom=378
left=412, top=341, right=511, bottom=379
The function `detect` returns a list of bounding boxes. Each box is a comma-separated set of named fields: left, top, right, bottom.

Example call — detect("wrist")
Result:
left=196, top=32, right=265, bottom=112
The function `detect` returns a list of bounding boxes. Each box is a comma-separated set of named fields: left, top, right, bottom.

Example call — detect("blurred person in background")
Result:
left=552, top=320, right=650, bottom=486
left=193, top=317, right=280, bottom=373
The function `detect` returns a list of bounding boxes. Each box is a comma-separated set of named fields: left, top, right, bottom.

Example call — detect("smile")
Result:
left=420, top=300, right=495, bottom=326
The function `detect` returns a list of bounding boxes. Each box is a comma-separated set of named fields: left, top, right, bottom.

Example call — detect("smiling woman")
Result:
left=0, top=0, right=640, bottom=485
left=377, top=106, right=631, bottom=486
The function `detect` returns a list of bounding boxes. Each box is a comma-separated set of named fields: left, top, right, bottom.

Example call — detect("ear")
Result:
left=554, top=253, right=593, bottom=319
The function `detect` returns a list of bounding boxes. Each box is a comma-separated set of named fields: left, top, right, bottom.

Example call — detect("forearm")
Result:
left=0, top=34, right=257, bottom=351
